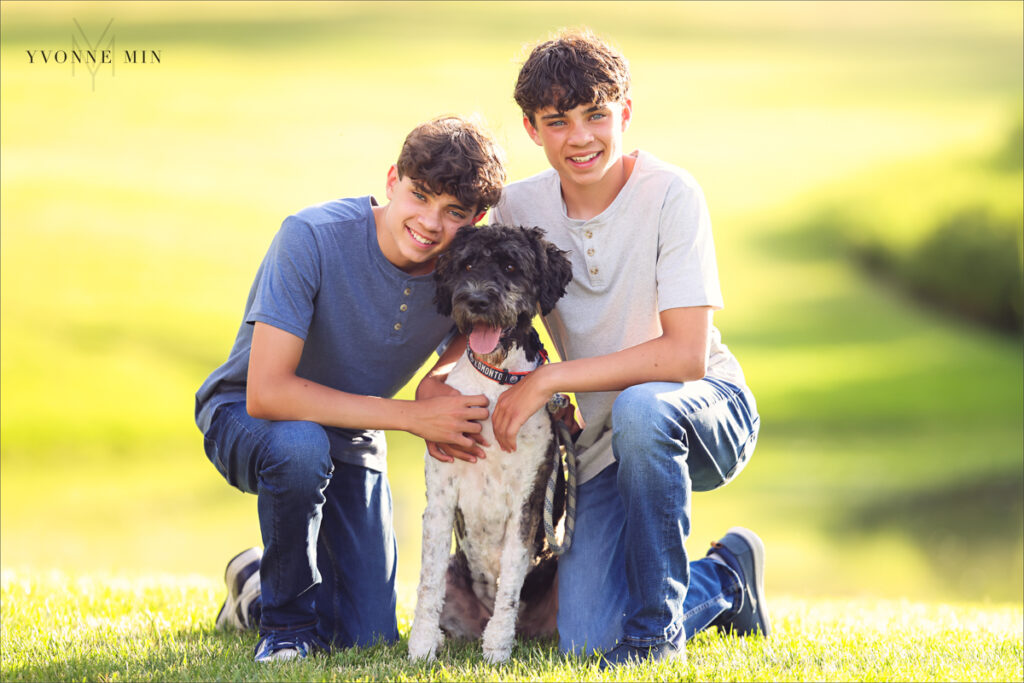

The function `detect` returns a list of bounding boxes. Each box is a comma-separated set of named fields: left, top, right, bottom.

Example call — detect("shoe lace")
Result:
left=256, top=628, right=326, bottom=656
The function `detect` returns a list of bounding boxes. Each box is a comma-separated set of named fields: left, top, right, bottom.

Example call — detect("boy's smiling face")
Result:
left=524, top=99, right=632, bottom=190
left=375, top=165, right=484, bottom=276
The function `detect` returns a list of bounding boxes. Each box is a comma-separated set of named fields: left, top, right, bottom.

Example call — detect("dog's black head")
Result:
left=433, top=224, right=572, bottom=361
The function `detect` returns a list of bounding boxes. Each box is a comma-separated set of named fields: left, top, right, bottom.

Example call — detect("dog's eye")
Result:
left=505, top=263, right=516, bottom=274
left=465, top=263, right=473, bottom=272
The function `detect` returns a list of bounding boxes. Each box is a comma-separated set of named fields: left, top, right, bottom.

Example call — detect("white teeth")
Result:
left=570, top=152, right=599, bottom=163
left=407, top=227, right=435, bottom=246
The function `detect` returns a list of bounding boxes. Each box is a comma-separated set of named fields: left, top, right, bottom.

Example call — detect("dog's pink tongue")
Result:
left=469, top=324, right=502, bottom=355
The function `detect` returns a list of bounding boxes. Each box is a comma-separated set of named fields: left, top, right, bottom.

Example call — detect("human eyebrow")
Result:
left=411, top=181, right=434, bottom=196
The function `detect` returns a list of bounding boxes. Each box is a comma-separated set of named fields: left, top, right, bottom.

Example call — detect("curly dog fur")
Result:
left=407, top=224, right=573, bottom=663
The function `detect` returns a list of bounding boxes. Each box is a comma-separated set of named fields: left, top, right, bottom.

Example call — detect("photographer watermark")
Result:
left=25, top=19, right=162, bottom=91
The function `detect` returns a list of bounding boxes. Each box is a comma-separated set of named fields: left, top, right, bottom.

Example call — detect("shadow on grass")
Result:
left=835, top=469, right=1024, bottom=599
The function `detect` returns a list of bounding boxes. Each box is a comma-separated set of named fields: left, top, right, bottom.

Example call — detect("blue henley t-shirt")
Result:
left=194, top=195, right=454, bottom=472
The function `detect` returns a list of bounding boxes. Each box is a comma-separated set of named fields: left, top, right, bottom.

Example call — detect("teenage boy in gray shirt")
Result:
left=424, top=31, right=768, bottom=668
left=195, top=116, right=505, bottom=663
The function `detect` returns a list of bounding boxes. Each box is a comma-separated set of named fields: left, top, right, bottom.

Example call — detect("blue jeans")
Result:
left=557, top=378, right=759, bottom=654
left=202, top=401, right=400, bottom=648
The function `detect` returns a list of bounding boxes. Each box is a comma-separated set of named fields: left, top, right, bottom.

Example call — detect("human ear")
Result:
left=621, top=99, right=633, bottom=132
left=384, top=164, right=399, bottom=200
left=523, top=115, right=543, bottom=146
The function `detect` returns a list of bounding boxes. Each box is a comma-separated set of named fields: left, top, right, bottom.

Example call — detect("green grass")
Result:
left=790, top=122, right=1023, bottom=331
left=2, top=570, right=1021, bottom=682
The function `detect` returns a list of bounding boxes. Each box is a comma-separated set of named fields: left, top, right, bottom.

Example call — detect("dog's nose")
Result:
left=465, top=292, right=489, bottom=314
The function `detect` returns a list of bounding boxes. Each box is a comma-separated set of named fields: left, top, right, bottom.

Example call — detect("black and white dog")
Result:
left=407, top=224, right=573, bottom=663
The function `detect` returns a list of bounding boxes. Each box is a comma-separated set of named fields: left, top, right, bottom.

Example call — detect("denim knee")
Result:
left=260, top=421, right=334, bottom=494
left=611, top=383, right=685, bottom=475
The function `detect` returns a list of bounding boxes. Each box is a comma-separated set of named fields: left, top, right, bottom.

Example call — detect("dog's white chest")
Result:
left=428, top=350, right=553, bottom=588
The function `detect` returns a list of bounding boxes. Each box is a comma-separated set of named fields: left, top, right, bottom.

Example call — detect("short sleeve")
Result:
left=247, top=216, right=321, bottom=339
left=489, top=198, right=508, bottom=225
left=655, top=178, right=724, bottom=312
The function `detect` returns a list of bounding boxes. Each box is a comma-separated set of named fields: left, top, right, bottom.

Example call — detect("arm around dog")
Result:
left=247, top=322, right=490, bottom=447
left=415, top=333, right=490, bottom=463
left=490, top=306, right=712, bottom=451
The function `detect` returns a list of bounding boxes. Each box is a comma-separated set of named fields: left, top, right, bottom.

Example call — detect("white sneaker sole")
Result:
left=215, top=547, right=262, bottom=630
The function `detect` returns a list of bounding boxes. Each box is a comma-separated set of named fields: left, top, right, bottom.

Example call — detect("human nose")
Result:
left=567, top=121, right=594, bottom=146
left=419, top=204, right=443, bottom=231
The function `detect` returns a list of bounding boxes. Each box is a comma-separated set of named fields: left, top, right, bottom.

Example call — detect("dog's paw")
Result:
left=407, top=626, right=442, bottom=663
left=481, top=625, right=514, bottom=664
left=407, top=641, right=438, bottom=663
left=482, top=644, right=512, bottom=664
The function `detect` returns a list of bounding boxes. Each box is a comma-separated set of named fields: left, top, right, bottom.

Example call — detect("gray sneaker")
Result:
left=707, top=527, right=770, bottom=637
left=253, top=628, right=326, bottom=663
left=215, top=547, right=262, bottom=630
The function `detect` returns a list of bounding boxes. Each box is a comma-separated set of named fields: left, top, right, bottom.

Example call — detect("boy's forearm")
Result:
left=247, top=320, right=422, bottom=432
left=247, top=374, right=417, bottom=432
left=539, top=336, right=705, bottom=395
left=538, top=307, right=712, bottom=395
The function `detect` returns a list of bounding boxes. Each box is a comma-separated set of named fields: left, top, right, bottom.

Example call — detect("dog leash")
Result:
left=544, top=393, right=577, bottom=556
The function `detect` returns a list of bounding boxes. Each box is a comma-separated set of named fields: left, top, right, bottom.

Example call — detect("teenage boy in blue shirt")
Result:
left=434, top=31, right=768, bottom=668
left=195, top=116, right=506, bottom=663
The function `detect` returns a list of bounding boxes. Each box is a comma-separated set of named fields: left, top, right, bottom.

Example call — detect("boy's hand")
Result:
left=491, top=368, right=556, bottom=452
left=416, top=374, right=490, bottom=463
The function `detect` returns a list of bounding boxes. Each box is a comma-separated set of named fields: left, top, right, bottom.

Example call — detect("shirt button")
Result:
left=586, top=248, right=595, bottom=256
left=584, top=230, right=593, bottom=239
left=394, top=322, right=402, bottom=331
left=400, top=303, right=408, bottom=312
left=589, top=267, right=599, bottom=275
left=403, top=287, right=412, bottom=296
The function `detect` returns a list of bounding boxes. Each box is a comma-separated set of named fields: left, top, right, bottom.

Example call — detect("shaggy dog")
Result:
left=407, top=224, right=573, bottom=664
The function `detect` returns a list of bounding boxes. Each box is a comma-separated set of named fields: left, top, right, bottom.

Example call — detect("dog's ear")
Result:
left=432, top=227, right=471, bottom=316
left=433, top=253, right=454, bottom=317
left=528, top=227, right=573, bottom=316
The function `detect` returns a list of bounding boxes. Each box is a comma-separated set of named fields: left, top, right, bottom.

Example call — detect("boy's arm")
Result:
left=247, top=322, right=490, bottom=450
left=490, top=306, right=711, bottom=451
left=415, top=333, right=490, bottom=463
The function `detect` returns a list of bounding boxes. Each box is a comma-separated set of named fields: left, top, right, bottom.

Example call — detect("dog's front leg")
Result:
left=480, top=509, right=531, bottom=664
left=408, top=461, right=459, bottom=662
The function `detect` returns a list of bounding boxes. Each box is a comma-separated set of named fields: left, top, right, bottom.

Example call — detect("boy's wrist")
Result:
left=535, top=362, right=561, bottom=397
left=396, top=397, right=419, bottom=435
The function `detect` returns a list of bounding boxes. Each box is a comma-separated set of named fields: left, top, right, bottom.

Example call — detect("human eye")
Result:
left=448, top=208, right=467, bottom=220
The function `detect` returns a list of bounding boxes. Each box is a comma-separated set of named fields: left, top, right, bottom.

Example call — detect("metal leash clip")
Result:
left=546, top=393, right=570, bottom=414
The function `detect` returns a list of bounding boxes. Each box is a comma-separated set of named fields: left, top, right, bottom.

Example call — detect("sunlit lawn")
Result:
left=1, top=0, right=1021, bottom=657
left=2, top=570, right=1022, bottom=682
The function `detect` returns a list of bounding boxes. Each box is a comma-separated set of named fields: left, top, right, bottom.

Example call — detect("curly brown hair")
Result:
left=514, top=29, right=631, bottom=125
left=396, top=115, right=506, bottom=213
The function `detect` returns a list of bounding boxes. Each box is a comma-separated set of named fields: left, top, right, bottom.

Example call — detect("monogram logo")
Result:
left=25, top=19, right=162, bottom=92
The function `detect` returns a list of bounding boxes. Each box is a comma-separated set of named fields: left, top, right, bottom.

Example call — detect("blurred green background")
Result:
left=2, top=1, right=1021, bottom=609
